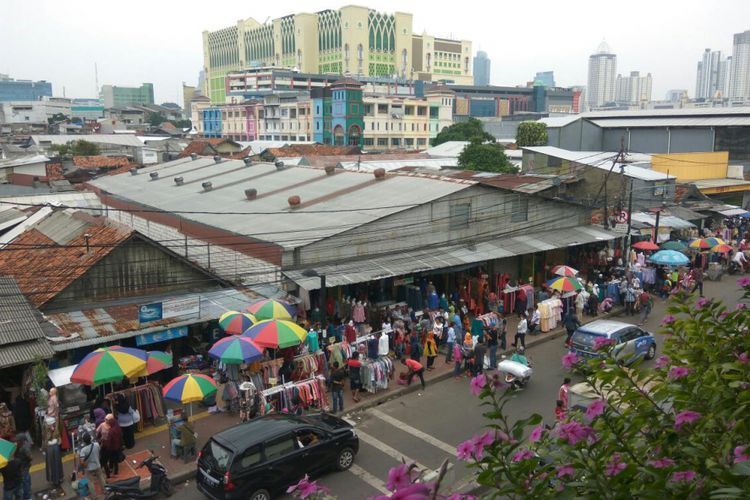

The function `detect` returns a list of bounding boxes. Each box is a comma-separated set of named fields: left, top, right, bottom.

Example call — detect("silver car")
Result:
left=569, top=320, right=657, bottom=363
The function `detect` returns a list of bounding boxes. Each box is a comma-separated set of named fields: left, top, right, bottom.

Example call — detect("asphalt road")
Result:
left=175, top=276, right=744, bottom=499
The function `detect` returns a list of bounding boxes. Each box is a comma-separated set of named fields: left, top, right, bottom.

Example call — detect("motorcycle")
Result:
left=497, top=358, right=533, bottom=389
left=104, top=451, right=173, bottom=499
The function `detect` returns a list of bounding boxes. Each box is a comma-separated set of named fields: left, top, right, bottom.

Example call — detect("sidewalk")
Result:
left=23, top=307, right=617, bottom=498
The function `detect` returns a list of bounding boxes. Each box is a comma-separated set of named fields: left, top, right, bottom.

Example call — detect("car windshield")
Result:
left=571, top=330, right=606, bottom=348
left=202, top=440, right=233, bottom=473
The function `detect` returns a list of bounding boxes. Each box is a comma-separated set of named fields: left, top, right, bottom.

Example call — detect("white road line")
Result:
left=348, top=464, right=390, bottom=494
left=342, top=417, right=356, bottom=426
left=356, top=430, right=429, bottom=470
left=368, top=409, right=457, bottom=455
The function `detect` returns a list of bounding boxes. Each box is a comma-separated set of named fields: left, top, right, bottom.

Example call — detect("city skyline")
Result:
left=2, top=0, right=749, bottom=104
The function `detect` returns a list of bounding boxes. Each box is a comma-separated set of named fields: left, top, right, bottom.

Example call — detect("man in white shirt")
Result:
left=377, top=332, right=389, bottom=357
left=513, top=313, right=528, bottom=349
left=733, top=250, right=748, bottom=271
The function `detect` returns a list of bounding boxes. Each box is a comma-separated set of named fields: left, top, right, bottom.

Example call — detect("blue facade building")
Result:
left=202, top=108, right=222, bottom=137
left=0, top=76, right=52, bottom=102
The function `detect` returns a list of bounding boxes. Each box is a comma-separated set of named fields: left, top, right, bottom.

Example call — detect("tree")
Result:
left=47, top=112, right=69, bottom=125
left=431, top=118, right=495, bottom=146
left=49, top=140, right=101, bottom=157
left=457, top=285, right=750, bottom=498
left=147, top=112, right=167, bottom=127
left=169, top=119, right=192, bottom=129
left=458, top=141, right=516, bottom=173
left=515, top=121, right=549, bottom=147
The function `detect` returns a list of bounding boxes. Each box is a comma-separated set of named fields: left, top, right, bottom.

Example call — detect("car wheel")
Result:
left=645, top=344, right=656, bottom=360
left=336, top=447, right=355, bottom=471
left=249, top=489, right=271, bottom=500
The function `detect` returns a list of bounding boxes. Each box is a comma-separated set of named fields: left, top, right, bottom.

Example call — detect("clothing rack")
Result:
left=104, top=382, right=165, bottom=432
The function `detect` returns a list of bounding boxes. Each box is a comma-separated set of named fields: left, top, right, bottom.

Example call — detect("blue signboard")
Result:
left=136, top=326, right=188, bottom=347
left=139, top=303, right=163, bottom=323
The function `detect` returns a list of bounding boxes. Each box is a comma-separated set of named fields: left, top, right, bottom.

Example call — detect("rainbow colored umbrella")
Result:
left=712, top=243, right=733, bottom=254
left=71, top=346, right=147, bottom=386
left=0, top=439, right=16, bottom=469
left=242, top=319, right=307, bottom=349
left=546, top=276, right=583, bottom=293
left=218, top=311, right=257, bottom=335
left=551, top=265, right=578, bottom=277
left=245, top=299, right=293, bottom=321
left=145, top=351, right=172, bottom=375
left=689, top=238, right=712, bottom=250
left=705, top=237, right=726, bottom=247
left=162, top=374, right=217, bottom=404
left=209, top=336, right=264, bottom=365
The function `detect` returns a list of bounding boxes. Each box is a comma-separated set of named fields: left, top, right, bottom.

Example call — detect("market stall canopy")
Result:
left=48, top=365, right=77, bottom=387
left=208, top=336, right=263, bottom=365
left=218, top=311, right=257, bottom=335
left=649, top=250, right=690, bottom=266
left=632, top=241, right=660, bottom=251
left=243, top=319, right=307, bottom=349
left=689, top=238, right=713, bottom=250
left=245, top=299, right=293, bottom=321
left=546, top=276, right=583, bottom=293
left=660, top=241, right=687, bottom=252
left=162, top=374, right=217, bottom=404
left=551, top=265, right=578, bottom=277
left=0, top=439, right=17, bottom=469
left=70, top=346, right=147, bottom=386
left=630, top=212, right=696, bottom=230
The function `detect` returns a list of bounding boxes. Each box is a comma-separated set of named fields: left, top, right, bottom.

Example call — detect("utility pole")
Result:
left=624, top=178, right=634, bottom=256
left=592, top=146, right=624, bottom=230
left=653, top=209, right=661, bottom=244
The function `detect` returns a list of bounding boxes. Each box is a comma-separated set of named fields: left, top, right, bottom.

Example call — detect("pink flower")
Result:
left=561, top=352, right=580, bottom=370
left=648, top=457, right=676, bottom=469
left=593, top=337, right=615, bottom=351
left=668, top=366, right=692, bottom=380
left=386, top=463, right=416, bottom=492
left=737, top=277, right=750, bottom=287
left=556, top=421, right=594, bottom=446
left=734, top=445, right=750, bottom=463
left=556, top=464, right=576, bottom=479
left=490, top=373, right=509, bottom=390
left=585, top=399, right=606, bottom=420
left=695, top=297, right=710, bottom=310
left=737, top=303, right=747, bottom=310
left=605, top=453, right=627, bottom=477
left=471, top=431, right=496, bottom=458
left=655, top=355, right=671, bottom=369
left=456, top=440, right=474, bottom=461
left=670, top=470, right=697, bottom=483
left=735, top=352, right=749, bottom=364
left=529, top=425, right=544, bottom=443
left=511, top=449, right=534, bottom=463
left=674, top=410, right=701, bottom=430
left=469, top=374, right=487, bottom=397
left=372, top=483, right=433, bottom=500
left=661, top=315, right=676, bottom=326
left=287, top=475, right=329, bottom=499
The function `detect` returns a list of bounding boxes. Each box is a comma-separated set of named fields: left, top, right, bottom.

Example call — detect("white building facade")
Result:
left=729, top=30, right=750, bottom=100
left=587, top=42, right=617, bottom=109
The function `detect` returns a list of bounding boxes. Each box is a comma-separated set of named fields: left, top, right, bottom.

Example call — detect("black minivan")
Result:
left=196, top=413, right=359, bottom=500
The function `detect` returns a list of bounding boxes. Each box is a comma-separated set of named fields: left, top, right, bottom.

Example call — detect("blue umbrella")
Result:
left=648, top=249, right=690, bottom=267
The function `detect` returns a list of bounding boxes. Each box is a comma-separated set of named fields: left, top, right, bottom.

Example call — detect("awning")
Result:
left=719, top=208, right=749, bottom=217
left=666, top=206, right=707, bottom=221
left=285, top=225, right=619, bottom=290
left=48, top=365, right=76, bottom=387
left=0, top=339, right=55, bottom=368
left=630, top=212, right=695, bottom=230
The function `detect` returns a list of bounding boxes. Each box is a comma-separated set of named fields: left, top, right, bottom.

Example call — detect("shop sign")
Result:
left=614, top=223, right=629, bottom=234
left=136, top=326, right=188, bottom=347
left=139, top=296, right=200, bottom=324
left=393, top=277, right=414, bottom=286
left=654, top=182, right=666, bottom=197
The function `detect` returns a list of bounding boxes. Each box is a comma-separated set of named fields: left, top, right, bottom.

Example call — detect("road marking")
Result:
left=343, top=417, right=356, bottom=426
left=368, top=409, right=456, bottom=455
left=356, top=430, right=429, bottom=470
left=348, top=464, right=390, bottom=494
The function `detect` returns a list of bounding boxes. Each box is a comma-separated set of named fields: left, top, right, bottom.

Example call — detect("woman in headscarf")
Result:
left=423, top=331, right=438, bottom=370
left=97, top=414, right=123, bottom=477
left=115, top=393, right=136, bottom=449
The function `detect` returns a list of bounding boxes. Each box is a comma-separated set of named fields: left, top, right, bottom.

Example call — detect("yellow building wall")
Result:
left=651, top=151, right=728, bottom=181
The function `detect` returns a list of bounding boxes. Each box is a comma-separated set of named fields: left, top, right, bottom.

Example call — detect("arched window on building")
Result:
left=348, top=125, right=361, bottom=146
left=333, top=125, right=345, bottom=146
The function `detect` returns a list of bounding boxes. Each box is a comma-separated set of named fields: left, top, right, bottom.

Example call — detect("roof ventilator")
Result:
left=243, top=157, right=253, bottom=166
left=373, top=168, right=386, bottom=180
left=288, top=195, right=301, bottom=209
left=190, top=153, right=198, bottom=161
left=324, top=165, right=335, bottom=176
left=275, top=161, right=285, bottom=170
left=213, top=155, right=222, bottom=163
left=129, top=168, right=138, bottom=175
left=202, top=181, right=213, bottom=191
left=174, top=177, right=184, bottom=186
left=149, top=172, right=159, bottom=180
left=244, top=188, right=258, bottom=200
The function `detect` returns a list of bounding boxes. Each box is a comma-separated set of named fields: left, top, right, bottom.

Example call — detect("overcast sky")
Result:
left=2, top=0, right=749, bottom=104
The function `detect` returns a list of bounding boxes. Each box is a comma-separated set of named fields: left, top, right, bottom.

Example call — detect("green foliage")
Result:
left=147, top=112, right=167, bottom=127
left=49, top=140, right=101, bottom=157
left=458, top=141, right=516, bottom=173
left=515, top=121, right=549, bottom=147
left=431, top=118, right=495, bottom=146
left=169, top=119, right=192, bottom=129
left=461, top=287, right=750, bottom=498
left=47, top=112, right=69, bottom=125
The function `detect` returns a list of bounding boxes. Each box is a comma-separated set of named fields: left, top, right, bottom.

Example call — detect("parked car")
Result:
left=569, top=320, right=656, bottom=363
left=196, top=413, right=359, bottom=500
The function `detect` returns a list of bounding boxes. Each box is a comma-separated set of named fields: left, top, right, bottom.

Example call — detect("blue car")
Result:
left=569, top=320, right=657, bottom=363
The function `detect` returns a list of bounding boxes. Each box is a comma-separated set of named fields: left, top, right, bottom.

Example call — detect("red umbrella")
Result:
left=632, top=240, right=660, bottom=251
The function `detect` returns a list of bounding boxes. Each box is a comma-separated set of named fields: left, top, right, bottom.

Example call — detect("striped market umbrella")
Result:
left=162, top=374, right=217, bottom=404
left=546, top=276, right=583, bottom=293
left=71, top=346, right=147, bottom=386
left=242, top=319, right=307, bottom=349
left=0, top=439, right=16, bottom=469
left=705, top=237, right=726, bottom=247
left=245, top=299, right=293, bottom=321
left=551, top=265, right=579, bottom=277
left=689, top=238, right=712, bottom=250
left=661, top=241, right=687, bottom=252
left=209, top=336, right=264, bottom=365
left=145, top=351, right=172, bottom=375
left=711, top=243, right=733, bottom=254
left=632, top=240, right=660, bottom=251
left=649, top=250, right=690, bottom=267
left=218, top=311, right=257, bottom=335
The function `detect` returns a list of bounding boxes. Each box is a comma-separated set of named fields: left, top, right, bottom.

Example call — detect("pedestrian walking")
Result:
left=15, top=434, right=32, bottom=500
left=347, top=352, right=363, bottom=403
left=115, top=394, right=136, bottom=450
left=96, top=414, right=122, bottom=478
left=558, top=377, right=571, bottom=412
left=330, top=362, right=345, bottom=414
left=513, top=313, right=528, bottom=349
left=452, top=343, right=463, bottom=379
left=409, top=332, right=422, bottom=362
left=445, top=322, right=456, bottom=363
left=691, top=267, right=704, bottom=296
left=424, top=331, right=438, bottom=370
left=473, top=332, right=487, bottom=375
left=498, top=314, right=507, bottom=350
left=402, top=358, right=426, bottom=389
left=486, top=326, right=498, bottom=369
left=1, top=452, right=22, bottom=500
left=638, top=290, right=653, bottom=325
left=564, top=311, right=581, bottom=347
left=79, top=433, right=105, bottom=499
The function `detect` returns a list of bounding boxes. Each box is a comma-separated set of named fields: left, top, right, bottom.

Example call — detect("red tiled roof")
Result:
left=177, top=141, right=218, bottom=159
left=301, top=152, right=425, bottom=167
left=0, top=224, right=133, bottom=307
left=73, top=156, right=132, bottom=169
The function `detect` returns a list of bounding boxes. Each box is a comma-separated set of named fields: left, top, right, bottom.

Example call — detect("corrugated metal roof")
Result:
left=338, top=158, right=459, bottom=171
left=0, top=208, right=29, bottom=231
left=583, top=107, right=750, bottom=118
left=589, top=116, right=750, bottom=128
left=0, top=277, right=48, bottom=344
left=0, top=154, right=50, bottom=169
left=91, top=160, right=474, bottom=250
left=692, top=178, right=750, bottom=190
left=539, top=115, right=581, bottom=128
left=667, top=206, right=707, bottom=221
left=630, top=212, right=695, bottom=229
left=32, top=135, right=144, bottom=148
left=0, top=340, right=55, bottom=368
left=524, top=146, right=672, bottom=181
left=422, top=141, right=469, bottom=157
left=34, top=211, right=90, bottom=244
left=285, top=225, right=618, bottom=290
